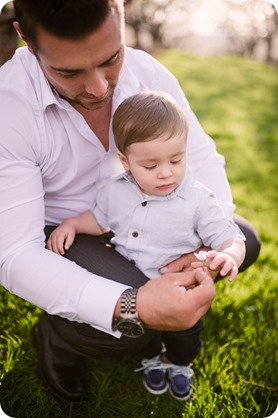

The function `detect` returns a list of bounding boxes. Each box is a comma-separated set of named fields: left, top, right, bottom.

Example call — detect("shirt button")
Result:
left=132, top=231, right=139, bottom=238
left=141, top=201, right=147, bottom=207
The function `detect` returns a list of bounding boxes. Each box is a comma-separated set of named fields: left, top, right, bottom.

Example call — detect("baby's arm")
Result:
left=192, top=237, right=246, bottom=281
left=47, top=211, right=106, bottom=255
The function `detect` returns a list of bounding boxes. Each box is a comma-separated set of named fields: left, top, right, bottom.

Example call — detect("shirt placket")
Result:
left=125, top=200, right=149, bottom=266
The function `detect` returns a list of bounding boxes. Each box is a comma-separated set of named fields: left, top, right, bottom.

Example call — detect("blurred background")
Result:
left=0, top=2, right=277, bottom=417
left=1, top=0, right=277, bottom=67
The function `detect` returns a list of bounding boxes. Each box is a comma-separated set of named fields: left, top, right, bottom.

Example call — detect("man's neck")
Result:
left=74, top=101, right=112, bottom=151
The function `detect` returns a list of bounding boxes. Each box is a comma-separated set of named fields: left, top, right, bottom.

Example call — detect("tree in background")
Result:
left=125, top=0, right=278, bottom=63
left=218, top=0, right=278, bottom=62
left=124, top=0, right=202, bottom=51
left=0, top=2, right=17, bottom=66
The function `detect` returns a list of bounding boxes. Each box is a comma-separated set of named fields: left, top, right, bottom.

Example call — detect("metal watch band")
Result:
left=120, top=288, right=138, bottom=318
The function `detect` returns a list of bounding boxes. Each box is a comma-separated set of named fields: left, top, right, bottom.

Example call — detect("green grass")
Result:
left=1, top=51, right=277, bottom=418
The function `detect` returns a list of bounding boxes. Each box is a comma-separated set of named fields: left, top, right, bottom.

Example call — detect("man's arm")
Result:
left=0, top=91, right=128, bottom=336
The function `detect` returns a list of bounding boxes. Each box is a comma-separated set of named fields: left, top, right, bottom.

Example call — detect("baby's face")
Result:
left=122, top=133, right=187, bottom=196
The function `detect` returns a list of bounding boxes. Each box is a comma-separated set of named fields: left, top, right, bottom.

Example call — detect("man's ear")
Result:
left=13, top=21, right=35, bottom=55
left=118, top=151, right=130, bottom=171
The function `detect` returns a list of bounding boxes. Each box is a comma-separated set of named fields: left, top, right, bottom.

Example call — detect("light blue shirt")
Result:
left=93, top=172, right=245, bottom=279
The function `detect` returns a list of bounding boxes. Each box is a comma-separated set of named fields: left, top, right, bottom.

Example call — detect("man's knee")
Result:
left=233, top=214, right=261, bottom=272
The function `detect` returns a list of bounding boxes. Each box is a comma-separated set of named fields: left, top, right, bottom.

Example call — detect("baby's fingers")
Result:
left=227, top=266, right=238, bottom=282
left=55, top=235, right=67, bottom=254
left=47, top=234, right=64, bottom=255
left=220, top=260, right=238, bottom=278
left=64, top=232, right=75, bottom=251
left=208, top=253, right=225, bottom=270
left=46, top=237, right=54, bottom=252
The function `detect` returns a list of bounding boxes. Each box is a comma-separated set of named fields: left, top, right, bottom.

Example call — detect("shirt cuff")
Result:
left=78, top=275, right=131, bottom=339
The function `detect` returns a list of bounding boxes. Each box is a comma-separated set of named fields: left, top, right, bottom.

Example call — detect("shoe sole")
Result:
left=168, top=385, right=193, bottom=401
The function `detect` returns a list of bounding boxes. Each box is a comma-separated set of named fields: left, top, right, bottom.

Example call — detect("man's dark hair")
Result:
left=13, top=0, right=121, bottom=48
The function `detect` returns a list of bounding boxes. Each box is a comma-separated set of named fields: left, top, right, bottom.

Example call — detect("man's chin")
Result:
left=74, top=95, right=112, bottom=111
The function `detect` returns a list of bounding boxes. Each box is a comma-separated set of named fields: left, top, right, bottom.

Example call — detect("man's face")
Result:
left=30, top=8, right=125, bottom=111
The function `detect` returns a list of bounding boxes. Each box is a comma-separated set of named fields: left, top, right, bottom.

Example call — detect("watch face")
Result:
left=117, top=318, right=144, bottom=338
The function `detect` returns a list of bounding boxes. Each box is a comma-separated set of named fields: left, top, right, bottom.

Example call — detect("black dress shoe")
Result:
left=33, top=324, right=87, bottom=403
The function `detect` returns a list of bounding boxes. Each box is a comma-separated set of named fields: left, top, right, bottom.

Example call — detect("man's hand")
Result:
left=136, top=268, right=216, bottom=331
left=159, top=247, right=218, bottom=280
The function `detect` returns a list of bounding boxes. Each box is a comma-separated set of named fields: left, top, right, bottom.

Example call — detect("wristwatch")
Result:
left=114, top=288, right=145, bottom=338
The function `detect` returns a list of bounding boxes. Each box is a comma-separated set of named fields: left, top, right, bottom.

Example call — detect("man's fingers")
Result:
left=192, top=268, right=216, bottom=299
left=182, top=269, right=216, bottom=327
left=173, top=270, right=199, bottom=289
left=194, top=267, right=214, bottom=285
left=160, top=254, right=189, bottom=273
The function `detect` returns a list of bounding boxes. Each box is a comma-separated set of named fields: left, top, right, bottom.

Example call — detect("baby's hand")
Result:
left=206, top=251, right=238, bottom=281
left=191, top=250, right=238, bottom=282
left=46, top=223, right=76, bottom=255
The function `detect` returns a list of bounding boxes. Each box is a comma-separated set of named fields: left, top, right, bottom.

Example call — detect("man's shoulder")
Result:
left=0, top=47, right=43, bottom=109
left=124, top=47, right=163, bottom=77
left=0, top=47, right=35, bottom=87
left=125, top=47, right=155, bottom=65
left=123, top=47, right=182, bottom=100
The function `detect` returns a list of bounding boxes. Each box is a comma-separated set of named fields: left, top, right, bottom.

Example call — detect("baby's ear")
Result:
left=117, top=151, right=130, bottom=171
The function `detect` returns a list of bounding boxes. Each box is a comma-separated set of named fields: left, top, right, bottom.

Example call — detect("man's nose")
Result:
left=85, top=69, right=108, bottom=97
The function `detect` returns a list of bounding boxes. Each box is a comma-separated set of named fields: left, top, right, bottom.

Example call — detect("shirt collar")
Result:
left=120, top=170, right=192, bottom=201
left=35, top=63, right=61, bottom=111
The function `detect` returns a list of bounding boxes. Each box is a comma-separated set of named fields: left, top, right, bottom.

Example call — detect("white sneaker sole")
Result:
left=168, top=385, right=193, bottom=401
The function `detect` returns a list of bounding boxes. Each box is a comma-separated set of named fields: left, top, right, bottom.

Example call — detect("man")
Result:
left=0, top=0, right=260, bottom=403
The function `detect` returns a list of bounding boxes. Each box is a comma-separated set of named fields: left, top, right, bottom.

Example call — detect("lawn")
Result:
left=0, top=50, right=277, bottom=418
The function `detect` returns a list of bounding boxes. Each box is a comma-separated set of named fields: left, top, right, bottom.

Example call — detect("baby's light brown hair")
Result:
left=112, top=91, right=188, bottom=155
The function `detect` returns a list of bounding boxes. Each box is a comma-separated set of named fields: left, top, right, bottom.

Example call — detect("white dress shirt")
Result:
left=93, top=172, right=244, bottom=279
left=0, top=46, right=235, bottom=336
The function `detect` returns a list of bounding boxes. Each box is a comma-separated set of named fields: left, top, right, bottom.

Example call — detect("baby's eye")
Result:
left=171, top=159, right=182, bottom=164
left=144, top=165, right=156, bottom=170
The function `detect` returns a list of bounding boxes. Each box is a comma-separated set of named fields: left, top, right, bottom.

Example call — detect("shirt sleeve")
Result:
left=0, top=91, right=128, bottom=337
left=193, top=185, right=245, bottom=250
